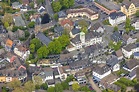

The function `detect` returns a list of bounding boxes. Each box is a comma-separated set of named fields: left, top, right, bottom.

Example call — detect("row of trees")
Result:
left=51, top=0, right=74, bottom=12
left=29, top=34, right=70, bottom=60
left=125, top=18, right=135, bottom=33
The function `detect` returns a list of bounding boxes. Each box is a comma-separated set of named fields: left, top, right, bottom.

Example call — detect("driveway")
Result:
left=88, top=77, right=102, bottom=92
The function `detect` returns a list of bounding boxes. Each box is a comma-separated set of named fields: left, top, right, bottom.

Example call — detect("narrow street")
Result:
left=88, top=77, right=102, bottom=92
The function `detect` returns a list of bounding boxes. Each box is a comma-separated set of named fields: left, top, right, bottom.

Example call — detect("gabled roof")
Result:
left=6, top=39, right=13, bottom=47
left=109, top=12, right=125, bottom=20
left=122, top=0, right=139, bottom=8
left=60, top=19, right=73, bottom=27
left=36, top=32, right=51, bottom=46
left=106, top=55, right=119, bottom=67
left=91, top=22, right=103, bottom=31
left=115, top=49, right=123, bottom=58
left=124, top=59, right=139, bottom=70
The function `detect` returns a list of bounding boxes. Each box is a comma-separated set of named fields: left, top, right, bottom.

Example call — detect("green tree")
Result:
left=25, top=30, right=30, bottom=38
left=4, top=22, right=9, bottom=29
left=8, top=0, right=10, bottom=5
left=72, top=83, right=80, bottom=91
left=28, top=21, right=35, bottom=28
left=81, top=26, right=88, bottom=33
left=37, top=45, right=49, bottom=59
left=33, top=75, right=43, bottom=86
left=29, top=2, right=34, bottom=9
left=55, top=83, right=63, bottom=92
left=68, top=0, right=74, bottom=7
left=41, top=83, right=48, bottom=90
left=53, top=13, right=58, bottom=21
left=52, top=1, right=62, bottom=12
left=30, top=38, right=42, bottom=50
left=48, top=40, right=62, bottom=54
left=7, top=79, right=21, bottom=89
left=24, top=81, right=35, bottom=92
left=13, top=87, right=24, bottom=92
left=30, top=44, right=35, bottom=53
left=80, top=86, right=90, bottom=92
left=60, top=0, right=69, bottom=9
left=61, top=81, right=69, bottom=90
left=47, top=86, right=55, bottom=92
left=2, top=13, right=13, bottom=24
left=2, top=86, right=8, bottom=92
left=136, top=10, right=139, bottom=17
left=78, top=20, right=88, bottom=28
left=58, top=35, right=70, bottom=48
left=36, top=0, right=44, bottom=5
left=113, top=26, right=118, bottom=32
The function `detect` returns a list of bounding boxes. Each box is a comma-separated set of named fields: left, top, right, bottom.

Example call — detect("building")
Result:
left=121, top=0, right=139, bottom=17
left=12, top=2, right=22, bottom=9
left=14, top=45, right=30, bottom=60
left=115, top=49, right=123, bottom=60
left=109, top=12, right=126, bottom=26
left=123, top=59, right=139, bottom=72
left=66, top=8, right=99, bottom=20
left=69, top=31, right=102, bottom=51
left=134, top=52, right=139, bottom=59
left=3, top=39, right=14, bottom=52
left=90, top=22, right=104, bottom=33
left=58, top=11, right=67, bottom=20
left=122, top=43, right=139, bottom=58
left=132, top=20, right=139, bottom=30
left=22, top=0, right=29, bottom=6
left=0, top=53, right=27, bottom=83
left=59, top=19, right=73, bottom=31
left=111, top=31, right=123, bottom=43
left=13, top=15, right=26, bottom=27
left=54, top=26, right=64, bottom=37
left=36, top=32, right=52, bottom=46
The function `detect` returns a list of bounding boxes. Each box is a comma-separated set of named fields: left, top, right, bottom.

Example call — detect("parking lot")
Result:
left=97, top=0, right=120, bottom=10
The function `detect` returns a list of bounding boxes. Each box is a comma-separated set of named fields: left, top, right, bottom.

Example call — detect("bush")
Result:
left=102, top=19, right=110, bottom=25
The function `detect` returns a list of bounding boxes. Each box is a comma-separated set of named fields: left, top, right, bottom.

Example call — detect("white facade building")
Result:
left=109, top=12, right=126, bottom=26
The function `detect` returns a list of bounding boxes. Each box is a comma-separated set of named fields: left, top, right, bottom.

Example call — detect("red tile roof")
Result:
left=60, top=19, right=73, bottom=27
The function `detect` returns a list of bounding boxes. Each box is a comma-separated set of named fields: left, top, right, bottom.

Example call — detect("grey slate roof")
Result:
left=93, top=65, right=111, bottom=75
left=54, top=26, right=64, bottom=33
left=106, top=55, right=119, bottom=67
left=124, top=59, right=139, bottom=70
left=58, top=11, right=67, bottom=18
left=13, top=15, right=26, bottom=27
left=91, top=22, right=102, bottom=31
left=109, top=12, right=125, bottom=20
left=71, top=28, right=80, bottom=35
left=36, top=32, right=51, bottom=46
left=123, top=43, right=139, bottom=52
left=111, top=31, right=123, bottom=42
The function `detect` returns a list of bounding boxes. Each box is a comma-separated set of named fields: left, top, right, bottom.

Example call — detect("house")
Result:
left=59, top=19, right=73, bottom=31
left=20, top=5, right=28, bottom=11
left=30, top=14, right=42, bottom=25
left=122, top=43, right=139, bottom=58
left=66, top=8, right=99, bottom=20
left=99, top=74, right=120, bottom=90
left=36, top=32, right=52, bottom=46
left=0, top=53, right=27, bottom=82
left=106, top=55, right=120, bottom=72
left=109, top=12, right=126, bottom=26
left=132, top=20, right=139, bottom=30
left=111, top=31, right=123, bottom=43
left=58, top=66, right=70, bottom=81
left=70, top=28, right=80, bottom=38
left=122, top=33, right=137, bottom=45
left=13, top=15, right=26, bottom=27
left=33, top=67, right=54, bottom=83
left=93, top=64, right=111, bottom=81
left=15, top=29, right=25, bottom=38
left=128, top=70, right=136, bottom=80
left=14, top=45, right=30, bottom=60
left=58, top=11, right=67, bottom=20
left=22, top=0, right=29, bottom=6
left=121, top=0, right=139, bottom=17
left=38, top=6, right=46, bottom=14
left=54, top=26, right=64, bottom=37
left=115, top=49, right=123, bottom=60
left=69, top=31, right=102, bottom=51
left=123, top=59, right=139, bottom=72
left=90, top=22, right=104, bottom=33
left=5, top=39, right=14, bottom=52
left=12, top=2, right=22, bottom=9
left=134, top=52, right=139, bottom=59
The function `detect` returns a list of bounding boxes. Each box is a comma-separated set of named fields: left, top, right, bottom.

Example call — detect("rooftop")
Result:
left=36, top=32, right=51, bottom=46
left=13, top=15, right=26, bottom=27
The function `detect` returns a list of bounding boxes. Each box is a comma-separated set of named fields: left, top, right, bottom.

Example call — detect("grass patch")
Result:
left=115, top=69, right=129, bottom=77
left=0, top=46, right=3, bottom=49
left=102, top=19, right=111, bottom=25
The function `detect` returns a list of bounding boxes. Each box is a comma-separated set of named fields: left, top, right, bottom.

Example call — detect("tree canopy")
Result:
left=7, top=79, right=21, bottom=89
left=52, top=1, right=62, bottom=12
left=37, top=45, right=49, bottom=59
left=30, top=38, right=42, bottom=50
left=24, top=81, right=35, bottom=92
left=2, top=13, right=13, bottom=25
left=72, top=83, right=80, bottom=91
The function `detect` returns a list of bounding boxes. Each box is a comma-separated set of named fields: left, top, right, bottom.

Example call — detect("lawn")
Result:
left=115, top=69, right=129, bottom=77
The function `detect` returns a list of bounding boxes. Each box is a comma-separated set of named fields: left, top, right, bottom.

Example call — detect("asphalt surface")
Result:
left=88, top=77, right=102, bottom=92
left=45, top=0, right=54, bottom=17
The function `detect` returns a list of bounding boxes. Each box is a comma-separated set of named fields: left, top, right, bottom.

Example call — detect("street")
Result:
left=88, top=77, right=102, bottom=92
left=45, top=0, right=54, bottom=17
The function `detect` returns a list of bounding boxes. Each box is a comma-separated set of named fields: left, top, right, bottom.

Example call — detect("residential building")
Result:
left=14, top=45, right=30, bottom=60
left=70, top=28, right=80, bottom=38
left=4, top=39, right=14, bottom=52
left=90, top=22, right=105, bottom=33
left=12, top=2, right=22, bottom=9
left=13, top=15, right=26, bottom=27
left=66, top=8, right=99, bottom=20
left=132, top=20, right=139, bottom=30
left=38, top=6, right=46, bottom=14
left=111, top=31, right=123, bottom=43
left=59, top=19, right=73, bottom=31
left=54, top=26, right=64, bottom=37
left=109, top=12, right=126, bottom=26
left=22, top=0, right=29, bottom=6
left=134, top=52, right=139, bottom=59
left=123, top=59, right=139, bottom=72
left=115, top=49, right=123, bottom=60
left=122, top=43, right=139, bottom=58
left=69, top=31, right=102, bottom=51
left=36, top=32, right=52, bottom=46
left=121, top=0, right=139, bottom=16
left=58, top=11, right=67, bottom=20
